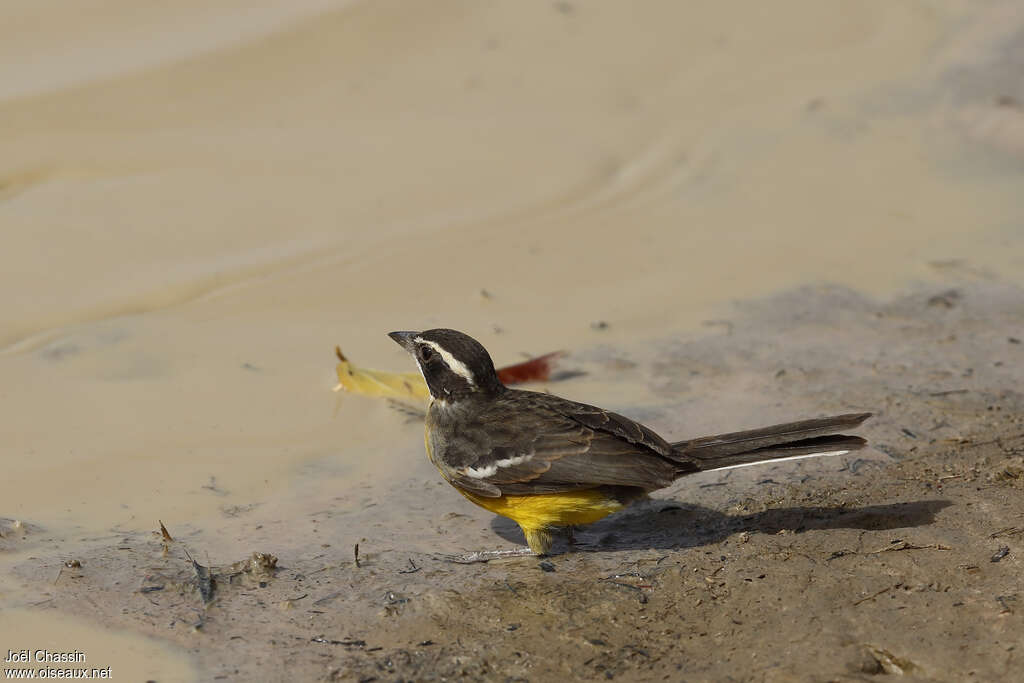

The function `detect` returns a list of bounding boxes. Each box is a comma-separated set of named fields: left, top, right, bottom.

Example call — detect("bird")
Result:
left=389, top=328, right=870, bottom=560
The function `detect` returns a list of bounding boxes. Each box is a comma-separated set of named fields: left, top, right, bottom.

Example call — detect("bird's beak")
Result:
left=388, top=330, right=418, bottom=353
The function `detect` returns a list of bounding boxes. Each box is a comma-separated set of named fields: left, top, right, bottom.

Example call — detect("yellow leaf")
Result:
left=334, top=346, right=429, bottom=400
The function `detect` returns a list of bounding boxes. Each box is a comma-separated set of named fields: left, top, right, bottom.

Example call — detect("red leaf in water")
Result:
left=496, top=351, right=565, bottom=384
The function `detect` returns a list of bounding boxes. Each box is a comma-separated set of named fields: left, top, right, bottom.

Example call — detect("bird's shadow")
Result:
left=488, top=499, right=953, bottom=554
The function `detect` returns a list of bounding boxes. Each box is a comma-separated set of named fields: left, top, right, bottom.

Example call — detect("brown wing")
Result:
left=529, top=390, right=676, bottom=457
left=436, top=389, right=684, bottom=497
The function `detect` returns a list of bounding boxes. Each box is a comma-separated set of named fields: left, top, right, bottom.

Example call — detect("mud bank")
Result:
left=6, top=282, right=1023, bottom=681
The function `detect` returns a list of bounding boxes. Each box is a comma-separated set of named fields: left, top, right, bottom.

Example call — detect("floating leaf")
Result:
left=334, top=346, right=564, bottom=401
left=497, top=351, right=564, bottom=384
left=334, top=347, right=430, bottom=400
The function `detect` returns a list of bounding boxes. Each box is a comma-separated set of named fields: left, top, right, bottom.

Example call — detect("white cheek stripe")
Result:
left=713, top=449, right=850, bottom=471
left=414, top=338, right=477, bottom=388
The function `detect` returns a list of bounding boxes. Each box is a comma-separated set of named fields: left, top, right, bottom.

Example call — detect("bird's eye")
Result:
left=418, top=345, right=434, bottom=362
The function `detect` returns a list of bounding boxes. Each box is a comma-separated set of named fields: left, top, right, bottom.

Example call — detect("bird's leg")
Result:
left=566, top=526, right=577, bottom=548
left=524, top=527, right=554, bottom=556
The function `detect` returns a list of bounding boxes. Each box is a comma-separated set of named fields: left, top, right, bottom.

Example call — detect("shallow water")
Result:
left=0, top=608, right=195, bottom=680
left=2, top=0, right=1023, bottom=670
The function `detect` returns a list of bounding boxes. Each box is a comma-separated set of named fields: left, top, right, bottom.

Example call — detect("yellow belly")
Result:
left=459, top=488, right=625, bottom=555
left=460, top=488, right=624, bottom=529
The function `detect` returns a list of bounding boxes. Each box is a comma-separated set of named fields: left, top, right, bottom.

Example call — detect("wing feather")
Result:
left=444, top=389, right=679, bottom=496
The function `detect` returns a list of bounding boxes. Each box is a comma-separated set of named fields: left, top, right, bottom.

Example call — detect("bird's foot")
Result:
left=439, top=548, right=537, bottom=564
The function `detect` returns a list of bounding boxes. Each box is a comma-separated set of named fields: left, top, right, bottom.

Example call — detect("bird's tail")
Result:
left=672, top=412, right=871, bottom=472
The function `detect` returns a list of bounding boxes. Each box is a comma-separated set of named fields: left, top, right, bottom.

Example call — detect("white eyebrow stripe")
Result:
left=414, top=337, right=477, bottom=388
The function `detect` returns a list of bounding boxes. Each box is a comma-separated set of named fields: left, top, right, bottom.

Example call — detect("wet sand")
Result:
left=2, top=0, right=1024, bottom=680
left=8, top=282, right=1024, bottom=681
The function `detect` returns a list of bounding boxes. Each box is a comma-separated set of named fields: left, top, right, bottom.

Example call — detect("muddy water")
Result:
left=2, top=0, right=1023, bottom=674
left=0, top=608, right=196, bottom=680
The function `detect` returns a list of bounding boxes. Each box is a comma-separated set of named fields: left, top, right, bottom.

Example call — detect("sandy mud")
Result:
left=6, top=282, right=1022, bottom=681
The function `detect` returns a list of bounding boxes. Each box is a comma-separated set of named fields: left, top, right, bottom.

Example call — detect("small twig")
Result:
left=602, top=570, right=644, bottom=581
left=606, top=581, right=649, bottom=603
left=868, top=541, right=950, bottom=554
left=929, top=389, right=968, bottom=397
left=962, top=432, right=1024, bottom=449
left=990, top=527, right=1023, bottom=539
left=313, top=591, right=342, bottom=607
left=311, top=636, right=366, bottom=647
left=438, top=548, right=536, bottom=564
left=854, top=584, right=900, bottom=606
left=827, top=549, right=857, bottom=561
left=353, top=543, right=360, bottom=568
